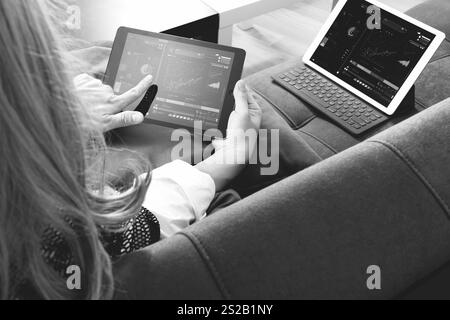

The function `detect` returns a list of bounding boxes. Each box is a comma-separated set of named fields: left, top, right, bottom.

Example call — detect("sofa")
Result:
left=111, top=0, right=450, bottom=299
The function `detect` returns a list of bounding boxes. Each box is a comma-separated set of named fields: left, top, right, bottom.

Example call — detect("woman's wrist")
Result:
left=196, top=138, right=255, bottom=191
left=213, top=131, right=258, bottom=165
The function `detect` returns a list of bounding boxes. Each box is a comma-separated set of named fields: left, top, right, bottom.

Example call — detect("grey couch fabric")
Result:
left=408, top=0, right=450, bottom=108
left=114, top=97, right=450, bottom=300
left=112, top=0, right=450, bottom=299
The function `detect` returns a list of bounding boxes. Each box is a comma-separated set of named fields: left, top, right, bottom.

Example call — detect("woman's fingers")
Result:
left=106, top=111, right=144, bottom=131
left=247, top=91, right=262, bottom=129
left=111, top=75, right=153, bottom=111
left=233, top=80, right=249, bottom=114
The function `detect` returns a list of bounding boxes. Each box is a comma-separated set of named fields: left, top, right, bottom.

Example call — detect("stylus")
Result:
left=135, top=85, right=158, bottom=116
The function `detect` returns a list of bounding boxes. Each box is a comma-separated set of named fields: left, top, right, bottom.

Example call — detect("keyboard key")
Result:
left=287, top=74, right=297, bottom=81
left=360, top=116, right=372, bottom=124
left=352, top=117, right=366, bottom=126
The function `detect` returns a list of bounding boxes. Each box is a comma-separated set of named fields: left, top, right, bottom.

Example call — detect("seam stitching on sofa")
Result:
left=178, top=231, right=232, bottom=299
left=292, top=116, right=317, bottom=130
left=415, top=98, right=428, bottom=110
left=252, top=87, right=314, bottom=128
left=370, top=139, right=450, bottom=218
left=431, top=53, right=450, bottom=63
left=298, top=129, right=339, bottom=154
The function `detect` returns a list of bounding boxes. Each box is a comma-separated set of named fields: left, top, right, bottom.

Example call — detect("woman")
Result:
left=0, top=0, right=261, bottom=299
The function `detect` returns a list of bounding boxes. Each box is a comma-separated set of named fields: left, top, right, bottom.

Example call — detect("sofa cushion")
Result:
left=407, top=0, right=450, bottom=108
left=407, top=0, right=450, bottom=39
left=369, top=98, right=450, bottom=218
left=113, top=97, right=450, bottom=300
left=245, top=60, right=418, bottom=161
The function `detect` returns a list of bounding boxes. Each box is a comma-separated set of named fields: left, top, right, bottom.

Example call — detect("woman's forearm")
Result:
left=195, top=144, right=250, bottom=192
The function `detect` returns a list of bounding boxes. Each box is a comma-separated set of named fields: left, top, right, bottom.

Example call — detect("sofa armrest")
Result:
left=114, top=99, right=450, bottom=299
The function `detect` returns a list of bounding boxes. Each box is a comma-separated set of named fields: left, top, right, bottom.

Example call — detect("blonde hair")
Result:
left=0, top=0, right=151, bottom=299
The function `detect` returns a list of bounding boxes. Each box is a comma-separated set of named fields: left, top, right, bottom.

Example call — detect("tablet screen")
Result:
left=309, top=0, right=436, bottom=108
left=113, top=33, right=235, bottom=130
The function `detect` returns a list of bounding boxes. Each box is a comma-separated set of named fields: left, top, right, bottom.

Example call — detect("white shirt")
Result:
left=141, top=160, right=216, bottom=239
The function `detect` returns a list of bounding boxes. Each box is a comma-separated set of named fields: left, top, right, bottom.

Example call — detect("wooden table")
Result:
left=72, top=0, right=218, bottom=42
left=201, top=0, right=305, bottom=45
left=71, top=0, right=308, bottom=45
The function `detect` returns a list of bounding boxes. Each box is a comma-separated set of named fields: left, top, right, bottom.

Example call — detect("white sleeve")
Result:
left=141, top=160, right=216, bottom=239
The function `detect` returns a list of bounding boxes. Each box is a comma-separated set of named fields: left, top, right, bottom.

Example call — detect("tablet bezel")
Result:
left=104, top=26, right=246, bottom=135
left=303, top=0, right=445, bottom=116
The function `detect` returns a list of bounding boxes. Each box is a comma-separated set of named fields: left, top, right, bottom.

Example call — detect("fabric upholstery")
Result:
left=114, top=98, right=450, bottom=299
left=407, top=0, right=450, bottom=108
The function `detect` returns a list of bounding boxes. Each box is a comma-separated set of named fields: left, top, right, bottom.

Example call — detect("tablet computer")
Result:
left=302, top=0, right=445, bottom=115
left=104, top=27, right=246, bottom=135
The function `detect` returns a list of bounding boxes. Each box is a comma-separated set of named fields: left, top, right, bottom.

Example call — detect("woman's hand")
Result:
left=213, top=80, right=263, bottom=161
left=228, top=80, right=262, bottom=134
left=74, top=73, right=154, bottom=133
left=196, top=80, right=262, bottom=191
